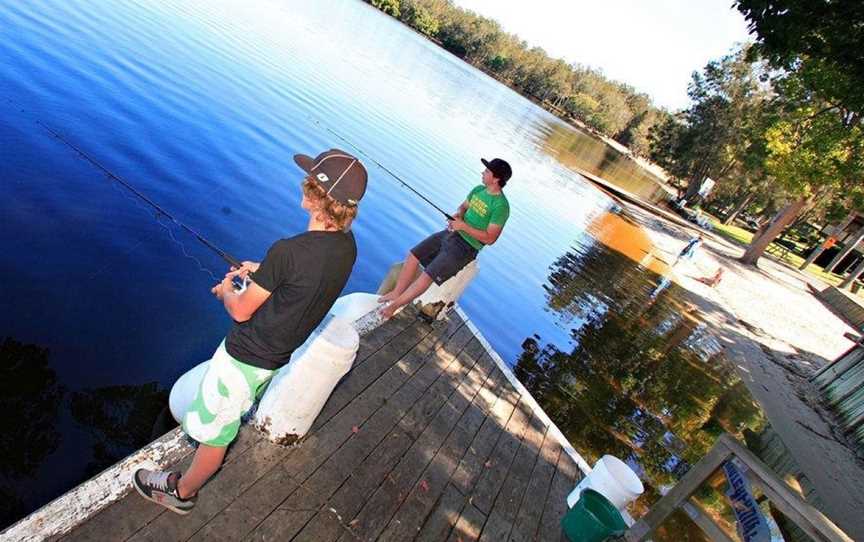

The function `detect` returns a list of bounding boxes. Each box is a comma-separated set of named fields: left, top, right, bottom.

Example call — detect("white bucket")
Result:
left=566, top=455, right=644, bottom=510
left=168, top=292, right=379, bottom=427
left=253, top=316, right=358, bottom=443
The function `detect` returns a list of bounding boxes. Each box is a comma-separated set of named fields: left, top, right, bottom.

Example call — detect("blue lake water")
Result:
left=1, top=1, right=758, bottom=537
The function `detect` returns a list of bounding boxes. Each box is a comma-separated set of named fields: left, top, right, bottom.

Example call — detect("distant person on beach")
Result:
left=674, top=234, right=703, bottom=266
left=379, top=157, right=512, bottom=319
left=131, top=149, right=367, bottom=514
left=698, top=268, right=725, bottom=287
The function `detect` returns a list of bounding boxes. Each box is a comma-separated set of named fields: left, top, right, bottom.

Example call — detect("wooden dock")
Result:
left=45, top=308, right=583, bottom=541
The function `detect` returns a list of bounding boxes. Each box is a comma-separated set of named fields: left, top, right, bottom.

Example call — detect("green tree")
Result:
left=649, top=47, right=772, bottom=204
left=370, top=0, right=400, bottom=18
left=732, top=0, right=864, bottom=264
left=735, top=0, right=864, bottom=117
left=400, top=1, right=439, bottom=37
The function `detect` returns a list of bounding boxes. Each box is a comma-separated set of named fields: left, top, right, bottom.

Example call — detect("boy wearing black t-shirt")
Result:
left=132, top=149, right=367, bottom=514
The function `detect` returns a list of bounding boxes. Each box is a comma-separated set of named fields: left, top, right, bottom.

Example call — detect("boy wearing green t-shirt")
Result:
left=380, top=157, right=512, bottom=319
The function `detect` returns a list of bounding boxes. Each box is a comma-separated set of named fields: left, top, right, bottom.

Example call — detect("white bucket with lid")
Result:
left=566, top=455, right=644, bottom=510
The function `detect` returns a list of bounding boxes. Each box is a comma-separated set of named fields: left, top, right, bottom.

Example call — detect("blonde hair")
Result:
left=302, top=177, right=358, bottom=231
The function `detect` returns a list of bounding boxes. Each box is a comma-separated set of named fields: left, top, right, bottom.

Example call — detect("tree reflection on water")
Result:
left=0, top=335, right=173, bottom=528
left=70, top=382, right=172, bottom=478
left=0, top=338, right=64, bottom=527
left=515, top=210, right=765, bottom=540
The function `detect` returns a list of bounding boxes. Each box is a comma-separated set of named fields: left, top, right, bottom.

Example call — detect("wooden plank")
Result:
left=536, top=448, right=582, bottom=542
left=413, top=484, right=469, bottom=542
left=311, top=317, right=443, bottom=432
left=353, top=308, right=416, bottom=365
left=241, top=482, right=320, bottom=542
left=468, top=398, right=533, bottom=515
left=477, top=414, right=548, bottom=542
left=62, top=426, right=260, bottom=542
left=130, top=317, right=457, bottom=542
left=126, top=435, right=292, bottom=542
left=450, top=373, right=520, bottom=496
left=446, top=502, right=487, bottom=542
left=187, top=464, right=302, bottom=542
left=377, top=357, right=498, bottom=540
left=189, top=365, right=429, bottom=542
left=231, top=339, right=463, bottom=542
left=334, top=346, right=485, bottom=541
left=255, top=318, right=478, bottom=542
left=508, top=424, right=563, bottom=542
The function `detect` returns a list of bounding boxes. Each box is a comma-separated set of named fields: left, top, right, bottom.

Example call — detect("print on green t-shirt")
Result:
left=458, top=185, right=509, bottom=250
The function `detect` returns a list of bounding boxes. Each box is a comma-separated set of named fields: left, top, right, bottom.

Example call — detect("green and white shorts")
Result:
left=182, top=341, right=275, bottom=447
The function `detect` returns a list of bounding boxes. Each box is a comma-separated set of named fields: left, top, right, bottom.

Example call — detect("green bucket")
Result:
left=561, top=488, right=628, bottom=542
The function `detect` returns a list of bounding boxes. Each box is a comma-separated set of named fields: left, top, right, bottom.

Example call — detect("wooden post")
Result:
left=840, top=258, right=864, bottom=289
left=624, top=439, right=732, bottom=541
left=803, top=212, right=859, bottom=270
left=826, top=224, right=864, bottom=273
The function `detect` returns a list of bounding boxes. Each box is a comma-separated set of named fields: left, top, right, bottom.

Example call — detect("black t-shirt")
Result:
left=226, top=230, right=357, bottom=370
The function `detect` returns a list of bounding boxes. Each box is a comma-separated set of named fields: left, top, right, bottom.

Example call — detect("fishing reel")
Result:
left=232, top=275, right=251, bottom=293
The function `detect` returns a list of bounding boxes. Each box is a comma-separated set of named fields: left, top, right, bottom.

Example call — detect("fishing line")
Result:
left=24, top=111, right=245, bottom=277
left=307, top=115, right=455, bottom=221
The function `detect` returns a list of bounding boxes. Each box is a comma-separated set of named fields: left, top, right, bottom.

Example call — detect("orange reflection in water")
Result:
left=587, top=211, right=670, bottom=277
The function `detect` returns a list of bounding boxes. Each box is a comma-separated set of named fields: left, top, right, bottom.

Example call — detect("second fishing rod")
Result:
left=307, top=116, right=456, bottom=222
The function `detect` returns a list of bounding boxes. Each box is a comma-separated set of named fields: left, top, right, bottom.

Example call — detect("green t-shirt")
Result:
left=458, top=185, right=510, bottom=250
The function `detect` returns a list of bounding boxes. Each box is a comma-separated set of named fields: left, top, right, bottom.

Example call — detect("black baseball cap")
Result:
left=294, top=148, right=368, bottom=206
left=481, top=157, right=512, bottom=182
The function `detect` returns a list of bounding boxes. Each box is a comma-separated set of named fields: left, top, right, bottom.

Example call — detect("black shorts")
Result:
left=411, top=230, right=478, bottom=285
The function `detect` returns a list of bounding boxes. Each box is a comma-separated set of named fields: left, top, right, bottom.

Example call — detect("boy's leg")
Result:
left=379, top=251, right=421, bottom=303
left=177, top=444, right=227, bottom=499
left=380, top=272, right=434, bottom=319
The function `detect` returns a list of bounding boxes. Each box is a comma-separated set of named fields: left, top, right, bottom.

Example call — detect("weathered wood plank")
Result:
left=353, top=308, right=417, bottom=365
left=508, top=429, right=563, bottom=542
left=252, top=317, right=477, bottom=542
left=446, top=502, right=487, bottom=542
left=311, top=317, right=443, bottom=432
left=477, top=413, right=548, bottom=542
left=377, top=356, right=498, bottom=540
left=537, top=450, right=582, bottom=542
left=62, top=427, right=259, bottom=542
left=232, top=320, right=471, bottom=541
left=450, top=372, right=520, bottom=496
left=187, top=464, right=302, bottom=542
left=127, top=435, right=292, bottom=542
left=333, top=345, right=486, bottom=541
left=132, top=318, right=452, bottom=540
left=468, top=399, right=533, bottom=515
left=413, top=483, right=469, bottom=542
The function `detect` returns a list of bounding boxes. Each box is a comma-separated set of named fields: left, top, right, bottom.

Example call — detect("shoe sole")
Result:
left=132, top=478, right=193, bottom=515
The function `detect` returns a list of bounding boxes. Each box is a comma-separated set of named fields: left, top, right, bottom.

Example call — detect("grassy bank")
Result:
left=709, top=219, right=853, bottom=290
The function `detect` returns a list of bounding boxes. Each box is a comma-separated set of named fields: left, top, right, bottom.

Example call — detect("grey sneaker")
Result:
left=132, top=469, right=197, bottom=515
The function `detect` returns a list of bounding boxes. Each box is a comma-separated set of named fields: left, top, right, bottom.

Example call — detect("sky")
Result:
left=452, top=0, right=753, bottom=111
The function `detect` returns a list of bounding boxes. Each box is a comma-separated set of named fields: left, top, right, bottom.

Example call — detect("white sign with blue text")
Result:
left=723, top=460, right=771, bottom=542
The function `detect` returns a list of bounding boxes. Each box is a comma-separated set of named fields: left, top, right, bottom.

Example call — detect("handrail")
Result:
left=623, top=434, right=853, bottom=542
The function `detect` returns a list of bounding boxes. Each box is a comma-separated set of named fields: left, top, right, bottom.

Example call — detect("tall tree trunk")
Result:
left=840, top=258, right=864, bottom=289
left=739, top=197, right=810, bottom=266
left=723, top=193, right=754, bottom=225
left=799, top=210, right=858, bottom=270
left=826, top=224, right=864, bottom=273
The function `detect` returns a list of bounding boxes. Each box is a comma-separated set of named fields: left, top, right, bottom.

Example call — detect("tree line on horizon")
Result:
left=365, top=0, right=668, bottom=157
left=369, top=0, right=864, bottom=274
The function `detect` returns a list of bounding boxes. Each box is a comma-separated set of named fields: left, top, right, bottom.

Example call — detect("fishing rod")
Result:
left=308, top=116, right=455, bottom=221
left=36, top=120, right=247, bottom=273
